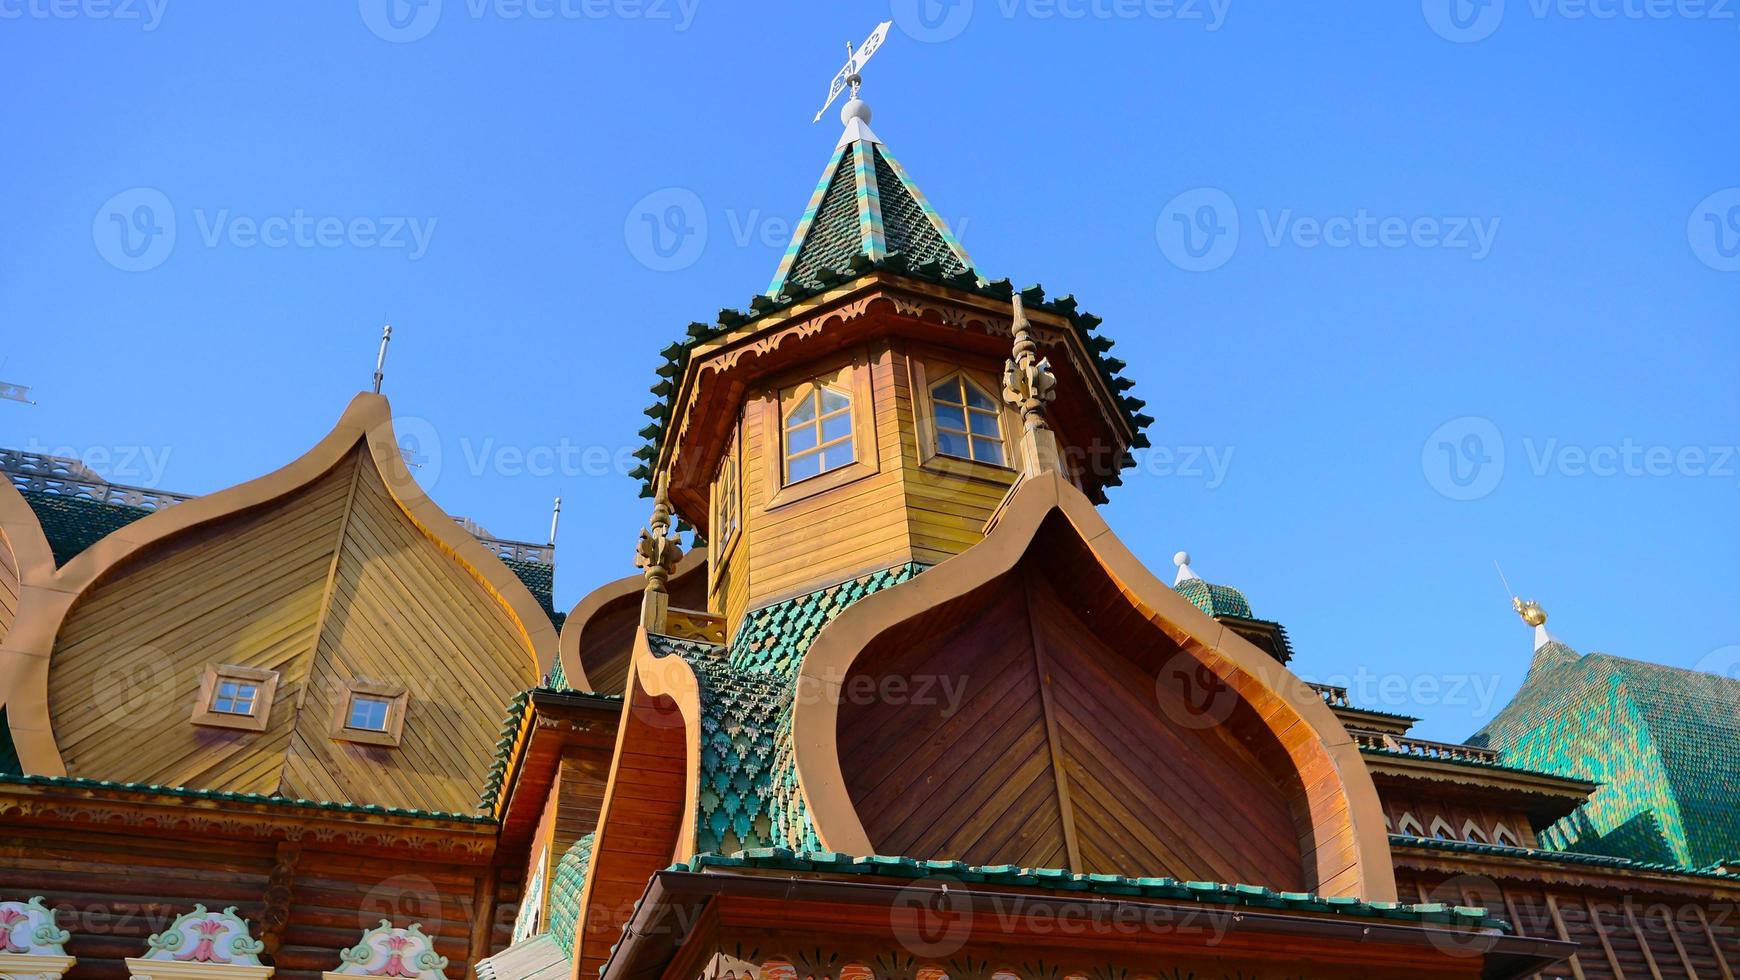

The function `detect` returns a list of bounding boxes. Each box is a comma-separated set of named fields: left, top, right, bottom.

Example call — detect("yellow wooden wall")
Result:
left=711, top=339, right=1020, bottom=634
left=45, top=443, right=537, bottom=812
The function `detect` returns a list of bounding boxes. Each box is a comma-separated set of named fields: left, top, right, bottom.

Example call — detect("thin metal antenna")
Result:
left=372, top=323, right=393, bottom=394
left=548, top=496, right=562, bottom=547
left=1493, top=560, right=1516, bottom=600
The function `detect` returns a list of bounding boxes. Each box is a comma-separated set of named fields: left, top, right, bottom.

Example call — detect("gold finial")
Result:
left=1001, top=293, right=1060, bottom=476
left=634, top=473, right=684, bottom=632
left=1513, top=596, right=1548, bottom=628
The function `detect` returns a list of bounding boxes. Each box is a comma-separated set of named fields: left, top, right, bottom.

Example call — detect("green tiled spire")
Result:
left=766, top=99, right=974, bottom=298
left=1471, top=609, right=1740, bottom=870
left=1170, top=551, right=1254, bottom=619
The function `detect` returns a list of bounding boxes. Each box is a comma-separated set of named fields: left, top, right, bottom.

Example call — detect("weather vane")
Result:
left=813, top=21, right=892, bottom=123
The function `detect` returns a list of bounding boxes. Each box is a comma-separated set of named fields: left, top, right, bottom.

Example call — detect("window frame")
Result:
left=330, top=678, right=410, bottom=747
left=909, top=354, right=1020, bottom=484
left=760, top=352, right=879, bottom=510
left=191, top=664, right=280, bottom=732
left=709, top=423, right=743, bottom=592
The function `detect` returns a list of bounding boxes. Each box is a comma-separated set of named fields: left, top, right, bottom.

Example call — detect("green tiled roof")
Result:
left=768, top=135, right=972, bottom=299
left=662, top=563, right=925, bottom=855
left=0, top=771, right=493, bottom=823
left=0, top=708, right=20, bottom=777
left=19, top=490, right=151, bottom=566
left=1471, top=648, right=1740, bottom=869
left=501, top=555, right=560, bottom=627
left=1173, top=578, right=1253, bottom=619
left=548, top=832, right=594, bottom=958
left=676, top=849, right=1511, bottom=930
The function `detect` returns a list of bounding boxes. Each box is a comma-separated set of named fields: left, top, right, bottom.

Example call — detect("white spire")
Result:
left=1173, top=550, right=1201, bottom=586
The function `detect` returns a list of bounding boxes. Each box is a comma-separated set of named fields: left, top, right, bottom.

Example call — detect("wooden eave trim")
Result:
left=494, top=691, right=621, bottom=837
left=0, top=780, right=497, bottom=858
left=603, top=868, right=1573, bottom=980
left=1388, top=841, right=1740, bottom=899
left=1363, top=752, right=1599, bottom=798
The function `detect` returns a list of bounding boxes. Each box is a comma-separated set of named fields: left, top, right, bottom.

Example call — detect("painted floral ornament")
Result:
left=0, top=896, right=76, bottom=979
left=325, top=920, right=448, bottom=979
left=126, top=905, right=272, bottom=980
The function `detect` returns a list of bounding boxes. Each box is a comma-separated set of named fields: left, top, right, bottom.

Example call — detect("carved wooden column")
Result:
left=1001, top=293, right=1060, bottom=476
left=634, top=473, right=684, bottom=633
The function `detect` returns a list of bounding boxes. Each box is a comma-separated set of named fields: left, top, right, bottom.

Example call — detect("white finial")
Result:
left=1173, top=551, right=1201, bottom=585
left=372, top=323, right=393, bottom=394
left=841, top=97, right=871, bottom=126
left=548, top=496, right=562, bottom=547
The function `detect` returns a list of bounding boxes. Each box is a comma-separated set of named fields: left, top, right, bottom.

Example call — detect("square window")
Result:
left=347, top=695, right=392, bottom=732
left=331, top=680, right=409, bottom=747
left=191, top=665, right=279, bottom=732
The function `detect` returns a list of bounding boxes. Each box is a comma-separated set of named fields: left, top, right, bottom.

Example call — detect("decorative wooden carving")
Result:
left=0, top=896, right=75, bottom=979
left=125, top=905, right=272, bottom=980
left=323, top=920, right=448, bottom=979
left=635, top=474, right=685, bottom=632
left=1000, top=294, right=1060, bottom=476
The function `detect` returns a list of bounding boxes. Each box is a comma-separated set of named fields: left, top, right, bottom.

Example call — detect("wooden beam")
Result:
left=1622, top=900, right=1665, bottom=980
left=1695, top=905, right=1735, bottom=980
left=1024, top=566, right=1081, bottom=874
left=1585, top=899, right=1629, bottom=979
left=1654, top=904, right=1699, bottom=979
left=1544, top=893, right=1589, bottom=980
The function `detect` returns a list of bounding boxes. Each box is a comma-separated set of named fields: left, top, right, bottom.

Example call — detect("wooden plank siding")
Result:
left=838, top=563, right=1308, bottom=889
left=0, top=528, right=19, bottom=644
left=1394, top=867, right=1740, bottom=980
left=0, top=824, right=492, bottom=980
left=44, top=443, right=537, bottom=814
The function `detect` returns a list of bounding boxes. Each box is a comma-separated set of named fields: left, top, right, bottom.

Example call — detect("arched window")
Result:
left=1429, top=817, right=1457, bottom=841
left=929, top=373, right=1006, bottom=466
left=1396, top=813, right=1425, bottom=837
left=1462, top=820, right=1490, bottom=844
left=781, top=377, right=855, bottom=484
left=1493, top=823, right=1520, bottom=848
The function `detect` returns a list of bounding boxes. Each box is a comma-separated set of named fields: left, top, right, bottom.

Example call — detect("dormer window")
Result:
left=331, top=680, right=409, bottom=747
left=191, top=664, right=279, bottom=732
left=930, top=373, right=1006, bottom=466
left=781, top=373, right=855, bottom=484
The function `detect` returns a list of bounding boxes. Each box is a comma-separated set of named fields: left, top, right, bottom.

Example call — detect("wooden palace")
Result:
left=0, top=90, right=1735, bottom=980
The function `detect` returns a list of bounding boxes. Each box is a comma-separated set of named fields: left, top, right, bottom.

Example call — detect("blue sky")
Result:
left=2, top=1, right=1735, bottom=740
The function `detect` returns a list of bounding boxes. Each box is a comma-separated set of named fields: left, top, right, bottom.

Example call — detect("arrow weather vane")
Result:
left=813, top=21, right=892, bottom=123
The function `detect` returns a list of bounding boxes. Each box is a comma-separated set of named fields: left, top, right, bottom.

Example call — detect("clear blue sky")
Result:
left=3, top=2, right=1735, bottom=740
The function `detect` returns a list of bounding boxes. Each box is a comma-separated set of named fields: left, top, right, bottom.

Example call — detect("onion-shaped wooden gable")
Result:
left=557, top=547, right=707, bottom=695
left=0, top=393, right=555, bottom=813
left=790, top=471, right=1397, bottom=900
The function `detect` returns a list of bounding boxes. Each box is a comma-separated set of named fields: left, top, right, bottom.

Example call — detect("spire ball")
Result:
left=1174, top=551, right=1191, bottom=568
left=840, top=96, right=871, bottom=126
left=1513, top=596, right=1548, bottom=628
